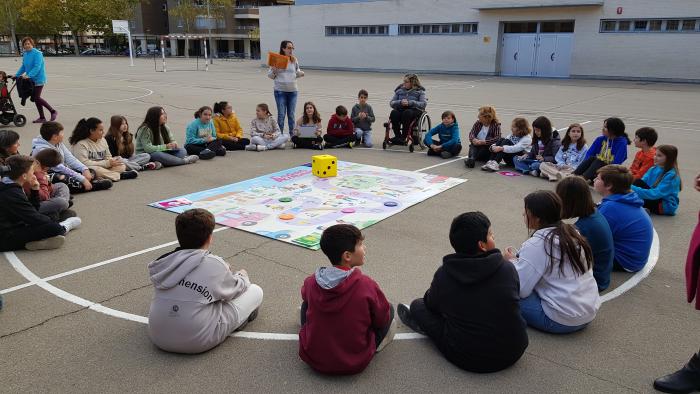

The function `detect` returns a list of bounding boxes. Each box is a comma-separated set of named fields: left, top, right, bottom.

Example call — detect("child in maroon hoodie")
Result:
left=299, top=224, right=396, bottom=375
left=323, top=106, right=356, bottom=148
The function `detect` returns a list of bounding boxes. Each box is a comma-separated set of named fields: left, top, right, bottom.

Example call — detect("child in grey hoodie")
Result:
left=147, top=209, right=263, bottom=354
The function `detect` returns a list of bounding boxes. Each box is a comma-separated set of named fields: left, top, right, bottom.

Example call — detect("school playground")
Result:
left=0, top=57, right=699, bottom=393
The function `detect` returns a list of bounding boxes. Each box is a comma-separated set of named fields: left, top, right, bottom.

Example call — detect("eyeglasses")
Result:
left=286, top=46, right=294, bottom=50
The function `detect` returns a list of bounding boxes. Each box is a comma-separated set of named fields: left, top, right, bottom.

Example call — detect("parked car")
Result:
left=80, top=48, right=112, bottom=56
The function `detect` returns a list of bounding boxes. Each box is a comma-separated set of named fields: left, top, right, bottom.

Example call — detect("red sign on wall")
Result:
left=617, top=7, right=623, bottom=14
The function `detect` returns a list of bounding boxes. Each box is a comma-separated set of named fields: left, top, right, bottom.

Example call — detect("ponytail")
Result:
left=213, top=101, right=228, bottom=115
left=194, top=105, right=212, bottom=120
left=257, top=103, right=272, bottom=117
left=69, top=117, right=102, bottom=145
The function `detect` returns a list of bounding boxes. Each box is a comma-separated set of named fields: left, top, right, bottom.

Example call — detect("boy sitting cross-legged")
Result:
left=147, top=208, right=263, bottom=354
left=299, top=224, right=396, bottom=375
left=398, top=212, right=528, bottom=373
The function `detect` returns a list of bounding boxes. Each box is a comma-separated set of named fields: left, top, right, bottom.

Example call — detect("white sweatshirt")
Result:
left=502, top=134, right=533, bottom=154
left=512, top=227, right=600, bottom=327
left=267, top=58, right=304, bottom=92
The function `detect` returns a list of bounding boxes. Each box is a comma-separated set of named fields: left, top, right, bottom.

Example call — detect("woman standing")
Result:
left=13, top=37, right=57, bottom=123
left=268, top=40, right=304, bottom=134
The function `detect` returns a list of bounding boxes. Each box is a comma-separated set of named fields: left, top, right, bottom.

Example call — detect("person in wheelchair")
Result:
left=389, top=74, right=427, bottom=145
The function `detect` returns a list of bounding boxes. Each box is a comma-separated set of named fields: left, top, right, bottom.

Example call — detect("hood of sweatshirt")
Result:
left=148, top=249, right=209, bottom=290
left=602, top=191, right=644, bottom=208
left=311, top=267, right=362, bottom=312
left=31, top=136, right=56, bottom=152
left=442, top=249, right=505, bottom=285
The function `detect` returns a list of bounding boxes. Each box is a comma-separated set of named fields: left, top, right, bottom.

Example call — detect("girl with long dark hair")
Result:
left=135, top=107, right=199, bottom=167
left=106, top=115, right=160, bottom=171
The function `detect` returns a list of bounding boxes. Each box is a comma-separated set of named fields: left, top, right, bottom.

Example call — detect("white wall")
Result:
left=260, top=0, right=700, bottom=81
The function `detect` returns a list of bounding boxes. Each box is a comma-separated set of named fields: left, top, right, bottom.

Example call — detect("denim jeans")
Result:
left=514, top=157, right=542, bottom=174
left=519, top=292, right=588, bottom=334
left=273, top=90, right=298, bottom=133
left=149, top=148, right=187, bottom=167
left=354, top=128, right=373, bottom=148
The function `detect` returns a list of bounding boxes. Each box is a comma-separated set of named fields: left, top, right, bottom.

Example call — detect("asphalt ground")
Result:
left=0, top=56, right=699, bottom=393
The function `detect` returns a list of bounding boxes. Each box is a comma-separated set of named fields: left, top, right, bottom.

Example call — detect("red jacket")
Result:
left=299, top=268, right=391, bottom=375
left=686, top=212, right=700, bottom=309
left=629, top=147, right=656, bottom=180
left=22, top=170, right=52, bottom=201
left=326, top=114, right=354, bottom=138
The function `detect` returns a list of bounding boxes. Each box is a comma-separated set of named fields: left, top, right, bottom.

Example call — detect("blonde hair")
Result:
left=478, top=106, right=499, bottom=124
left=403, top=74, right=423, bottom=90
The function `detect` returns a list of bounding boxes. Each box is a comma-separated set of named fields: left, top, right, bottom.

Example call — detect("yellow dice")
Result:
left=312, top=154, right=337, bottom=178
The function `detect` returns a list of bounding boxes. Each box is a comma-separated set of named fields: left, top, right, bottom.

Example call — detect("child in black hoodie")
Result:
left=398, top=211, right=528, bottom=373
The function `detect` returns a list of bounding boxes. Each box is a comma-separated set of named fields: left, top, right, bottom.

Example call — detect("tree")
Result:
left=169, top=0, right=234, bottom=58
left=0, top=0, right=26, bottom=54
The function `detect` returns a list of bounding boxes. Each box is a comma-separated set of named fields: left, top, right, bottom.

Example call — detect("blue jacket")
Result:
left=584, top=135, right=627, bottom=165
left=424, top=121, right=461, bottom=150
left=16, top=48, right=47, bottom=85
left=185, top=118, right=217, bottom=145
left=575, top=210, right=614, bottom=291
left=555, top=143, right=588, bottom=167
left=632, top=166, right=681, bottom=216
left=598, top=192, right=654, bottom=272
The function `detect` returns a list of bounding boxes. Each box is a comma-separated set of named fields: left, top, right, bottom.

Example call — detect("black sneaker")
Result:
left=92, top=179, right=113, bottom=191
left=235, top=308, right=259, bottom=332
left=397, top=303, right=425, bottom=335
left=58, top=209, right=77, bottom=221
left=465, top=158, right=475, bottom=168
left=120, top=170, right=138, bottom=180
left=198, top=149, right=216, bottom=160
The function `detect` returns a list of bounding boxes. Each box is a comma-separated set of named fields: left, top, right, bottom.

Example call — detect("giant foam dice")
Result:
left=312, top=154, right=337, bottom=178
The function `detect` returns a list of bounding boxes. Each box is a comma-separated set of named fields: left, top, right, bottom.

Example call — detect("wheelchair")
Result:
left=381, top=110, right=431, bottom=153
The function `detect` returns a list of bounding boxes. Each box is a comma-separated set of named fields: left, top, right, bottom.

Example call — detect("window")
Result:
left=397, top=22, right=478, bottom=35
left=324, top=25, right=390, bottom=36
left=504, top=22, right=537, bottom=33
left=540, top=21, right=575, bottom=33
left=600, top=18, right=699, bottom=33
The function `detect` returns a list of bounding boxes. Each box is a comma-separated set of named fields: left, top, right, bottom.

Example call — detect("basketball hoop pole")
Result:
left=203, top=38, right=209, bottom=72
left=161, top=37, right=167, bottom=72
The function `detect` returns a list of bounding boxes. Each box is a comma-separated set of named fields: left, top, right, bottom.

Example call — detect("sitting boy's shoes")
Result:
left=314, top=143, right=323, bottom=150
left=184, top=155, right=199, bottom=164
left=654, top=363, right=700, bottom=393
left=375, top=316, right=397, bottom=353
left=67, top=199, right=74, bottom=208
left=25, top=235, right=65, bottom=251
left=256, top=145, right=268, bottom=152
left=235, top=308, right=260, bottom=332
left=397, top=303, right=425, bottom=335
left=60, top=217, right=82, bottom=233
left=198, top=149, right=216, bottom=160
left=58, top=209, right=77, bottom=221
left=440, top=151, right=453, bottom=159
left=120, top=170, right=138, bottom=180
left=144, top=162, right=161, bottom=170
left=92, top=179, right=113, bottom=191
left=348, top=141, right=354, bottom=149
left=465, top=158, right=476, bottom=168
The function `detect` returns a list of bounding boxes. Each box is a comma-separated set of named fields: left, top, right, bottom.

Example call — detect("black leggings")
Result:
left=467, top=144, right=491, bottom=162
left=185, top=141, right=226, bottom=156
left=488, top=139, right=521, bottom=166
left=427, top=143, right=462, bottom=157
left=0, top=222, right=65, bottom=252
left=633, top=179, right=662, bottom=214
left=221, top=138, right=250, bottom=151
left=300, top=301, right=395, bottom=350
left=323, top=134, right=357, bottom=148
left=574, top=157, right=607, bottom=181
left=291, top=135, right=323, bottom=149
left=390, top=108, right=422, bottom=141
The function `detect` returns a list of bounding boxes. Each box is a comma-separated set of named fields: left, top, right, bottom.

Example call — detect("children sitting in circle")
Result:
left=324, top=105, right=357, bottom=149
left=0, top=155, right=81, bottom=252
left=594, top=165, right=654, bottom=272
left=538, top=123, right=588, bottom=181
left=247, top=103, right=289, bottom=152
left=299, top=224, right=395, bottom=375
left=481, top=117, right=532, bottom=172
left=106, top=115, right=161, bottom=171
left=398, top=211, right=528, bottom=372
left=556, top=176, right=614, bottom=291
left=185, top=106, right=226, bottom=160
left=513, top=116, right=560, bottom=177
left=574, top=117, right=631, bottom=181
left=631, top=144, right=681, bottom=216
left=423, top=110, right=462, bottom=159
left=291, top=101, right=323, bottom=150
left=136, top=107, right=199, bottom=167
left=147, top=208, right=263, bottom=354
left=629, top=127, right=658, bottom=180
left=504, top=190, right=600, bottom=334
left=465, top=106, right=501, bottom=168
left=213, top=101, right=250, bottom=151
left=352, top=89, right=375, bottom=148
left=32, top=121, right=113, bottom=192
left=70, top=117, right=137, bottom=182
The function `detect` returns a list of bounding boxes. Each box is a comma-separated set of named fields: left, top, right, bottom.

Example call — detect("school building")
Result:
left=259, top=0, right=700, bottom=82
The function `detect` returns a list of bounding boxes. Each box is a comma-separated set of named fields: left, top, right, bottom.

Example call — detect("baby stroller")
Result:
left=0, top=76, right=27, bottom=127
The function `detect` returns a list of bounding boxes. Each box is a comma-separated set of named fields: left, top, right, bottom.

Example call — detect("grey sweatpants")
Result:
left=250, top=135, right=289, bottom=150
left=38, top=182, right=70, bottom=216
left=121, top=153, right=151, bottom=171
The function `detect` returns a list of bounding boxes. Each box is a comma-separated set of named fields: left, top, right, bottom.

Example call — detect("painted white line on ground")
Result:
left=415, top=156, right=467, bottom=172
left=53, top=86, right=153, bottom=108
left=600, top=229, right=659, bottom=303
left=557, top=120, right=592, bottom=131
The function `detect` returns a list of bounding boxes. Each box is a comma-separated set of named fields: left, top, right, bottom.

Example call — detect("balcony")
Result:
left=234, top=8, right=259, bottom=19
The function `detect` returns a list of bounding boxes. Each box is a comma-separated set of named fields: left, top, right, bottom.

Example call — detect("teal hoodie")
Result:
left=423, top=121, right=461, bottom=150
left=185, top=118, right=217, bottom=146
left=632, top=166, right=681, bottom=216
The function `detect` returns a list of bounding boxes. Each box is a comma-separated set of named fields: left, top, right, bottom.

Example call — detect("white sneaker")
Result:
left=245, top=144, right=257, bottom=151
left=184, top=155, right=199, bottom=164
left=60, top=217, right=82, bottom=233
left=25, top=235, right=65, bottom=251
left=487, top=160, right=501, bottom=172
left=257, top=145, right=267, bottom=152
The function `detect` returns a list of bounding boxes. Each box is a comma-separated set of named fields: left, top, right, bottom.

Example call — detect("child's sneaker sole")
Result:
left=25, top=235, right=65, bottom=251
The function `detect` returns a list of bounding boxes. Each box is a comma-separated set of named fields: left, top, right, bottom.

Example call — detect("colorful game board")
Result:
left=149, top=161, right=466, bottom=249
